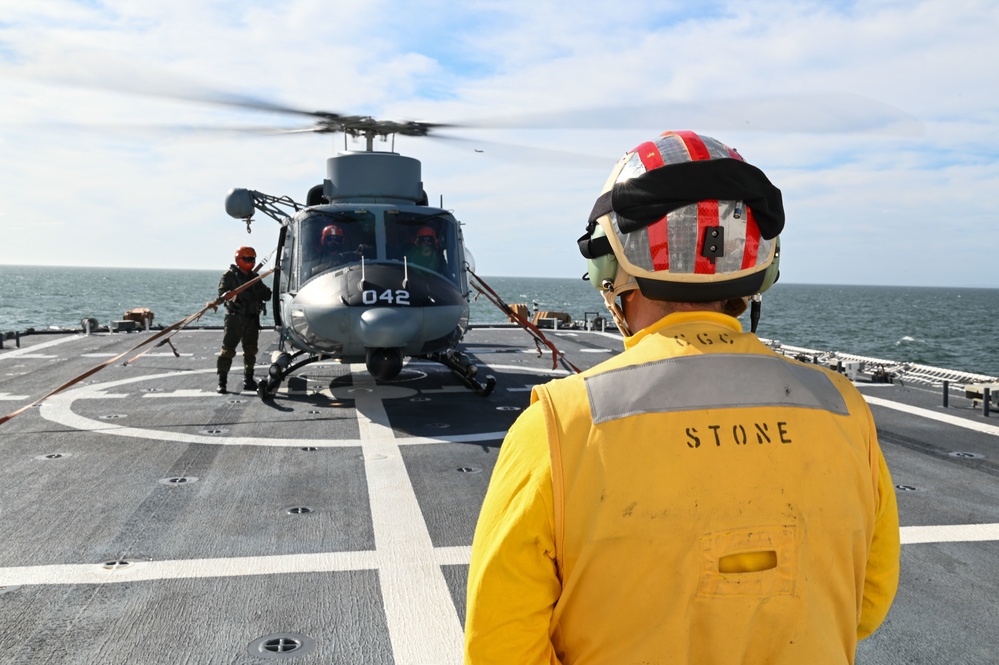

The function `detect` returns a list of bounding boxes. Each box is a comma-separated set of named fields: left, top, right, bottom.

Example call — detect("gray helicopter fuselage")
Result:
left=276, top=200, right=470, bottom=365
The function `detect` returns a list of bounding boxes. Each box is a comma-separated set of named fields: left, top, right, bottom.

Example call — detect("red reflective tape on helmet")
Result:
left=675, top=131, right=711, bottom=161
left=649, top=218, right=670, bottom=270
left=635, top=141, right=670, bottom=270
left=635, top=141, right=665, bottom=170
left=741, top=208, right=761, bottom=269
left=676, top=132, right=718, bottom=274
left=695, top=200, right=719, bottom=274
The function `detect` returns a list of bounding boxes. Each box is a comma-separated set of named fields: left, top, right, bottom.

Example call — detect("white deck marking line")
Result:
left=143, top=390, right=220, bottom=398
left=901, top=523, right=999, bottom=544
left=0, top=548, right=463, bottom=587
left=0, top=393, right=30, bottom=401
left=0, top=334, right=81, bottom=360
left=2, top=523, right=993, bottom=588
left=0, top=354, right=58, bottom=359
left=351, top=366, right=465, bottom=665
left=863, top=395, right=999, bottom=437
left=0, top=551, right=380, bottom=586
left=82, top=352, right=192, bottom=358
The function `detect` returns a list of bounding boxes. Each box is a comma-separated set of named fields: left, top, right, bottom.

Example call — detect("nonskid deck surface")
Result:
left=0, top=328, right=996, bottom=664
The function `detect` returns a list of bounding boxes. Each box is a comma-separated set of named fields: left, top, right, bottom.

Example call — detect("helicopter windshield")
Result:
left=386, top=212, right=459, bottom=283
left=299, top=210, right=376, bottom=283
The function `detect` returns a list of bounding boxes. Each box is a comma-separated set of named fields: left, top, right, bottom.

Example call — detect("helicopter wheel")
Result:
left=257, top=377, right=279, bottom=400
left=478, top=376, right=496, bottom=397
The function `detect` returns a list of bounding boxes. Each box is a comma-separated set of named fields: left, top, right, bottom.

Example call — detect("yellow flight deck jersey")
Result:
left=465, top=311, right=899, bottom=665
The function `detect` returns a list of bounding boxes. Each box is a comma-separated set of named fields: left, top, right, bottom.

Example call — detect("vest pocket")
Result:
left=697, top=524, right=797, bottom=597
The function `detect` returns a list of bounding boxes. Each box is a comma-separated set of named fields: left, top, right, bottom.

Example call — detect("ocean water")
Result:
left=1, top=265, right=996, bottom=377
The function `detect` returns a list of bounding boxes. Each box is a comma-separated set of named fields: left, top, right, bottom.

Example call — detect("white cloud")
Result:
left=0, top=0, right=996, bottom=287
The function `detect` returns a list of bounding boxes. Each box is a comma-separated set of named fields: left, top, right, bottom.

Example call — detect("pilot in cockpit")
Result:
left=404, top=225, right=444, bottom=273
left=306, top=223, right=348, bottom=278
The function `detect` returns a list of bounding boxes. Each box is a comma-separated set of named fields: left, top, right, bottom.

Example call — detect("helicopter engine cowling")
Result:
left=365, top=348, right=404, bottom=381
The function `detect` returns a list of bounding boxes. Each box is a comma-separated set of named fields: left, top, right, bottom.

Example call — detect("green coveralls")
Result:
left=216, top=265, right=272, bottom=387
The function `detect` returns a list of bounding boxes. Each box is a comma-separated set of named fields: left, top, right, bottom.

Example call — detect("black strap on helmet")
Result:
left=580, top=158, right=785, bottom=258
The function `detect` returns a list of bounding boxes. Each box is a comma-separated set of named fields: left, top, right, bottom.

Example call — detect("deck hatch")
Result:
left=248, top=633, right=317, bottom=659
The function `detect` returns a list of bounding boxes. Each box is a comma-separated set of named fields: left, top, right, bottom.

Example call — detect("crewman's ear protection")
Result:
left=585, top=224, right=621, bottom=290
left=759, top=237, right=781, bottom=293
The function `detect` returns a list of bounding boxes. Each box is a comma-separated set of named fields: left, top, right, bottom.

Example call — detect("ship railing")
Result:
left=759, top=338, right=998, bottom=388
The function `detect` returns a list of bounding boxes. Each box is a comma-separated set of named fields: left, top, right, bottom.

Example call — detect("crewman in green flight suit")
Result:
left=215, top=246, right=272, bottom=394
left=404, top=225, right=444, bottom=272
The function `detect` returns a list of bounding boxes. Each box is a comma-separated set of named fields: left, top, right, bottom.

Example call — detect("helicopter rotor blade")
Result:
left=9, top=54, right=921, bottom=139
left=453, top=92, right=923, bottom=136
left=428, top=133, right=611, bottom=169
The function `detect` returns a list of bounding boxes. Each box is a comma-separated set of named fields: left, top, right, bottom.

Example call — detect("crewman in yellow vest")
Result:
left=464, top=130, right=900, bottom=664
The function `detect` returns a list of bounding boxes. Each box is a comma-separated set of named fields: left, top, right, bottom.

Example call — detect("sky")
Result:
left=0, top=0, right=997, bottom=288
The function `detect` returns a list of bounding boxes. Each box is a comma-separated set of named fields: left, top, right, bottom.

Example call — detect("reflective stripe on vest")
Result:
left=585, top=353, right=849, bottom=424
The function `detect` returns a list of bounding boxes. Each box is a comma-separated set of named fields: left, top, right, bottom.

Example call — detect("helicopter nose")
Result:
left=358, top=308, right=421, bottom=348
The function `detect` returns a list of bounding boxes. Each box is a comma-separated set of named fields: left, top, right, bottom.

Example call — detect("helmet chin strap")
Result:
left=599, top=277, right=636, bottom=338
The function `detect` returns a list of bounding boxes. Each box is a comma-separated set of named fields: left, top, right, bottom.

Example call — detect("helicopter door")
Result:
left=272, top=224, right=288, bottom=327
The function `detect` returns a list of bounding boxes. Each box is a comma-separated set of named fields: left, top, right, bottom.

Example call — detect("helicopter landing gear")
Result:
left=257, top=350, right=316, bottom=400
left=427, top=351, right=496, bottom=397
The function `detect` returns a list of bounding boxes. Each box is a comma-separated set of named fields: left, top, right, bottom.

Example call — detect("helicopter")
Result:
left=221, top=113, right=498, bottom=398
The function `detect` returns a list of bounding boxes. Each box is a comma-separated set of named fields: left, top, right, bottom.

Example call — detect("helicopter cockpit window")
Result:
left=386, top=213, right=459, bottom=284
left=299, top=210, right=376, bottom=283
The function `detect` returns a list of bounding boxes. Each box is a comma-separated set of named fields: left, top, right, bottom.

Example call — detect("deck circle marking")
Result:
left=248, top=633, right=317, bottom=659
left=39, top=368, right=517, bottom=447
left=385, top=368, right=428, bottom=383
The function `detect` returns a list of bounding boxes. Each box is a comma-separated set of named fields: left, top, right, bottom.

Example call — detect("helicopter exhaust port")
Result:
left=366, top=348, right=404, bottom=381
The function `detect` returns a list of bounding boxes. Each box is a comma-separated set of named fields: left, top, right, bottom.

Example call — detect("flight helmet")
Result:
left=235, top=246, right=257, bottom=272
left=577, top=130, right=784, bottom=333
left=415, top=226, right=438, bottom=247
left=321, top=224, right=345, bottom=250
